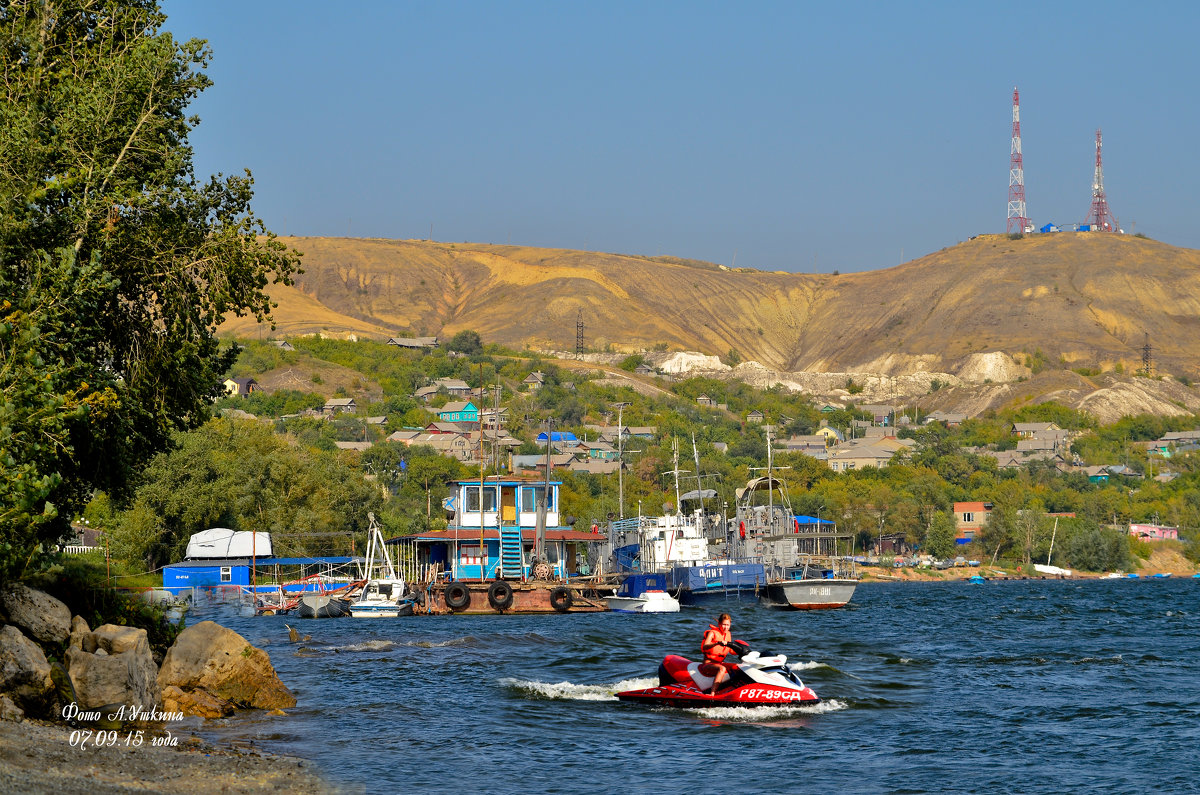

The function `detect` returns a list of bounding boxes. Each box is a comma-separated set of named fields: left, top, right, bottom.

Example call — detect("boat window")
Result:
left=220, top=566, right=231, bottom=583
left=465, top=486, right=497, bottom=513
left=459, top=543, right=482, bottom=565
left=520, top=486, right=556, bottom=513
left=676, top=529, right=685, bottom=539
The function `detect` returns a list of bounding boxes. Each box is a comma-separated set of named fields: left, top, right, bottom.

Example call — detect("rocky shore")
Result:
left=0, top=718, right=332, bottom=794
left=0, top=582, right=332, bottom=793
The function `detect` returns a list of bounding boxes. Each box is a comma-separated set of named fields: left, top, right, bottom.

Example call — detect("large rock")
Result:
left=0, top=584, right=71, bottom=646
left=158, top=621, right=295, bottom=713
left=64, top=624, right=159, bottom=711
left=0, top=624, right=52, bottom=714
left=160, top=684, right=233, bottom=719
left=68, top=615, right=97, bottom=653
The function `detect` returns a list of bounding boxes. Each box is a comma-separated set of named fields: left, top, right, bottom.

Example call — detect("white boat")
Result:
left=350, top=514, right=411, bottom=618
left=605, top=574, right=680, bottom=613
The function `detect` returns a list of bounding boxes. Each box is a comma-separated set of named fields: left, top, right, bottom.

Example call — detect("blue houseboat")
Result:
left=389, top=476, right=609, bottom=614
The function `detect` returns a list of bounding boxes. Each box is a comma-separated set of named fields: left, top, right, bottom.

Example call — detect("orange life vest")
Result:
left=701, top=625, right=731, bottom=664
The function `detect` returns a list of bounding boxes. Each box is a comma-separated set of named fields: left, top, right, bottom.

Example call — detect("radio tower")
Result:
left=1007, top=87, right=1029, bottom=235
left=1083, top=129, right=1118, bottom=232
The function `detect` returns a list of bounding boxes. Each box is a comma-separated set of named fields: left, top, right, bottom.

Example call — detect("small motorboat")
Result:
left=617, top=640, right=819, bottom=708
left=968, top=575, right=986, bottom=584
left=349, top=513, right=412, bottom=618
left=606, top=573, right=680, bottom=613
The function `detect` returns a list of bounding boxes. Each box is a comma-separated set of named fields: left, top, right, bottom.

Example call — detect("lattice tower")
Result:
left=1007, top=87, right=1030, bottom=234
left=1083, top=129, right=1119, bottom=232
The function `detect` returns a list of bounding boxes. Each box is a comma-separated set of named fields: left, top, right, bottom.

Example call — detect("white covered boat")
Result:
left=605, top=573, right=680, bottom=613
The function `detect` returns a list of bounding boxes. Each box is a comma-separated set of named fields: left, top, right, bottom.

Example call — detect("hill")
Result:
left=223, top=234, right=1200, bottom=380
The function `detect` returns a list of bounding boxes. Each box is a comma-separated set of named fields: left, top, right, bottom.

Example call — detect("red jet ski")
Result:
left=617, top=640, right=820, bottom=708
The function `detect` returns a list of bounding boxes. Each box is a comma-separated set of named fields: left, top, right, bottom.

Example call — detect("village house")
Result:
left=268, top=339, right=295, bottom=351
left=924, top=411, right=966, bottom=427
left=634, top=363, right=656, bottom=376
left=779, top=435, right=830, bottom=457
left=1128, top=523, right=1179, bottom=541
left=386, top=336, right=438, bottom=349
left=223, top=377, right=259, bottom=397
left=322, top=397, right=357, bottom=415
left=746, top=410, right=764, bottom=424
left=1010, top=422, right=1061, bottom=439
left=826, top=437, right=913, bottom=472
left=696, top=394, right=716, bottom=408
left=814, top=423, right=845, bottom=445
left=437, top=401, right=479, bottom=423
left=523, top=372, right=546, bottom=391
left=859, top=404, right=895, bottom=426
left=536, top=430, right=579, bottom=447
left=953, top=501, right=992, bottom=544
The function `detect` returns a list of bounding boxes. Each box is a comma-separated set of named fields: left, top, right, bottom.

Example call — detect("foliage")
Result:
left=924, top=511, right=958, bottom=559
left=618, top=354, right=645, bottom=372
left=28, top=557, right=182, bottom=656
left=446, top=330, right=483, bottom=354
left=1060, top=521, right=1133, bottom=572
left=0, top=0, right=299, bottom=581
left=845, top=378, right=864, bottom=395
left=109, top=418, right=381, bottom=568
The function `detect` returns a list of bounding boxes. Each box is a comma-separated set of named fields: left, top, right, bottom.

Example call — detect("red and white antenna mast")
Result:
left=1083, top=128, right=1118, bottom=232
left=1007, top=87, right=1029, bottom=234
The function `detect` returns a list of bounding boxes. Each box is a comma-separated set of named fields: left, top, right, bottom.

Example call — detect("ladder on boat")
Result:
left=499, top=524, right=524, bottom=580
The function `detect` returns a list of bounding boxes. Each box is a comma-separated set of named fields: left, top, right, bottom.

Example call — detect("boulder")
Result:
left=0, top=584, right=71, bottom=646
left=158, top=621, right=296, bottom=712
left=160, top=684, right=233, bottom=719
left=0, top=624, right=52, bottom=714
left=0, top=693, right=22, bottom=721
left=68, top=615, right=97, bottom=653
left=64, top=624, right=159, bottom=712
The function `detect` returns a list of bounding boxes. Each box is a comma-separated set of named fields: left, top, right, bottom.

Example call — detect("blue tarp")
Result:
left=794, top=515, right=834, bottom=525
left=616, top=572, right=668, bottom=597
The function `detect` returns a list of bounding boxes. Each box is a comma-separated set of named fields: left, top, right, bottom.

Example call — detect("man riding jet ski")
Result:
left=616, top=636, right=820, bottom=708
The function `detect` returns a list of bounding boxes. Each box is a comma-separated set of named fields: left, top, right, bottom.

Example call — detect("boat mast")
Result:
left=535, top=418, right=551, bottom=569
left=1047, top=516, right=1059, bottom=566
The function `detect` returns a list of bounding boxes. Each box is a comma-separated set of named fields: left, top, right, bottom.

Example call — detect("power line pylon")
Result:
left=575, top=309, right=584, bottom=355
left=1007, top=87, right=1030, bottom=235
left=1083, top=128, right=1119, bottom=232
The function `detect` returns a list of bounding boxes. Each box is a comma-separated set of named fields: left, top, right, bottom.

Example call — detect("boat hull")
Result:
left=670, top=562, right=767, bottom=605
left=760, top=578, right=857, bottom=610
left=617, top=682, right=819, bottom=708
left=425, top=582, right=610, bottom=614
left=349, top=599, right=415, bottom=618
left=297, top=595, right=349, bottom=618
left=605, top=593, right=680, bottom=613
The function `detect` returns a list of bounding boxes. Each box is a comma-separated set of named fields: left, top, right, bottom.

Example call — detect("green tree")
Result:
left=0, top=1, right=298, bottom=578
left=924, top=511, right=958, bottom=559
left=447, top=330, right=483, bottom=354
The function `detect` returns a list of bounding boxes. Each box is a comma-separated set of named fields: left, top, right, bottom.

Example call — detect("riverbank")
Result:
left=0, top=719, right=333, bottom=794
left=858, top=546, right=1198, bottom=582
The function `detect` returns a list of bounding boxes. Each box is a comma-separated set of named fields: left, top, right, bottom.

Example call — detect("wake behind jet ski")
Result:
left=616, top=639, right=820, bottom=708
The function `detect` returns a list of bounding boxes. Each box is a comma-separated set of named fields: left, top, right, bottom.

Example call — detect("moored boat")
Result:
left=298, top=593, right=350, bottom=618
left=605, top=573, right=680, bottom=613
left=349, top=513, right=411, bottom=618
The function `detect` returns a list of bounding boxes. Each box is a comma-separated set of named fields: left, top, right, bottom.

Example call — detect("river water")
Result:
left=192, top=579, right=1200, bottom=793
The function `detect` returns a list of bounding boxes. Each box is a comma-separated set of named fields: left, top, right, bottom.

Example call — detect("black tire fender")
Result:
left=444, top=582, right=471, bottom=611
left=487, top=580, right=515, bottom=611
left=549, top=586, right=573, bottom=613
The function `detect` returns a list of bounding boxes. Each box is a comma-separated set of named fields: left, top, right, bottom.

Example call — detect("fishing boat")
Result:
left=350, top=514, right=412, bottom=618
left=605, top=573, right=680, bottom=613
left=610, top=438, right=766, bottom=604
left=736, top=427, right=858, bottom=610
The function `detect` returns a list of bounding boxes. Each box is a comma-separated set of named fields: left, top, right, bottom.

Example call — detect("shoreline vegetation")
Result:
left=857, top=545, right=1196, bottom=582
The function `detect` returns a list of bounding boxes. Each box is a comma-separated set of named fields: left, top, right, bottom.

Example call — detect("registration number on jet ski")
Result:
left=740, top=688, right=807, bottom=701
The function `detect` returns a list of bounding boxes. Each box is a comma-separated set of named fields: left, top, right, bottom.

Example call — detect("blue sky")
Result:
left=163, top=1, right=1198, bottom=273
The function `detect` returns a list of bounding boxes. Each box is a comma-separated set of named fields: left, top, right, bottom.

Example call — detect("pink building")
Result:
left=1128, top=523, right=1179, bottom=541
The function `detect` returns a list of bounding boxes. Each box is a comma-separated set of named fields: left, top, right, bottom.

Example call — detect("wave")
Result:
left=499, top=676, right=657, bottom=701
left=691, top=699, right=848, bottom=721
